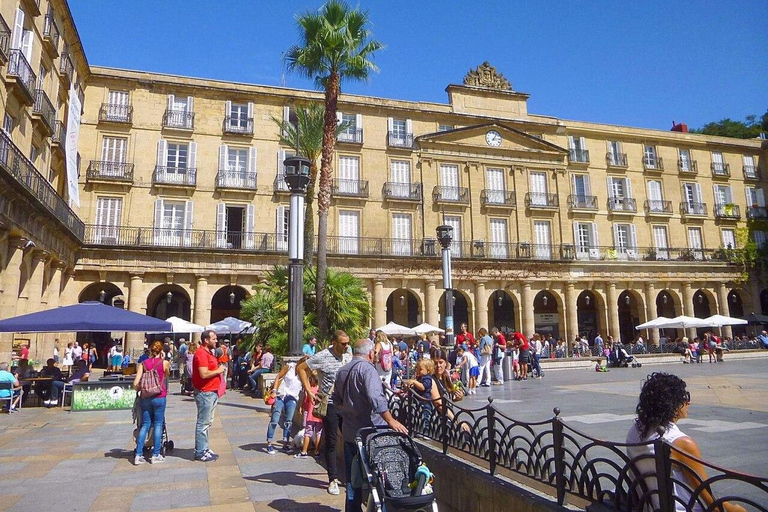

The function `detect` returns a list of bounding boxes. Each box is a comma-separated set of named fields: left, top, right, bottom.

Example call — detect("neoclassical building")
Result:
left=1, top=1, right=767, bottom=361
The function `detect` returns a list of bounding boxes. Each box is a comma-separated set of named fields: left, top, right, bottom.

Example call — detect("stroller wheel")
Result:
left=165, top=440, right=174, bottom=452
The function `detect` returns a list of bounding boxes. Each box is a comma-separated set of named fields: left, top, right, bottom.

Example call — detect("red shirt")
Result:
left=20, top=346, right=29, bottom=360
left=456, top=332, right=476, bottom=348
left=494, top=333, right=507, bottom=348
left=192, top=347, right=220, bottom=392
left=512, top=332, right=529, bottom=351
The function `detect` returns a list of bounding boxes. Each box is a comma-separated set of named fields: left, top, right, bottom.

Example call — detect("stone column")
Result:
left=0, top=237, right=28, bottom=362
left=372, top=280, right=385, bottom=328
left=425, top=280, right=438, bottom=327
left=682, top=282, right=695, bottom=339
left=521, top=283, right=534, bottom=336
left=22, top=250, right=49, bottom=316
left=565, top=282, right=579, bottom=344
left=643, top=282, right=659, bottom=345
left=126, top=273, right=145, bottom=352
left=194, top=275, right=210, bottom=327
left=717, top=283, right=733, bottom=339
left=474, top=281, right=487, bottom=330
left=607, top=282, right=621, bottom=342
left=46, top=261, right=66, bottom=310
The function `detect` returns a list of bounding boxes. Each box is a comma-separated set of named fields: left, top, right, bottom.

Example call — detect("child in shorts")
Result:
left=456, top=346, right=479, bottom=395
left=295, top=373, right=322, bottom=458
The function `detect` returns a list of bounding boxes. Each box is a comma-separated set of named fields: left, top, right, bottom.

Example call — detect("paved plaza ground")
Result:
left=0, top=357, right=766, bottom=512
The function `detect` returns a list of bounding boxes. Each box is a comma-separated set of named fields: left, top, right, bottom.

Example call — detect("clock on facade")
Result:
left=485, top=130, right=502, bottom=147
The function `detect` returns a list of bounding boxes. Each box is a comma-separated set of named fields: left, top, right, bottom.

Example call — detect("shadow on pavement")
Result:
left=244, top=470, right=328, bottom=489
left=265, top=499, right=339, bottom=512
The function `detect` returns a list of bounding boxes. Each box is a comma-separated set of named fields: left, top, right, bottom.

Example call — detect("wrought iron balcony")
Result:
left=387, top=132, right=414, bottom=149
left=607, top=197, right=637, bottom=213
left=743, top=165, right=761, bottom=180
left=32, top=89, right=56, bottom=135
left=678, top=159, right=698, bottom=174
left=711, top=162, right=730, bottom=177
left=567, top=194, right=598, bottom=210
left=747, top=206, right=768, bottom=219
left=644, top=200, right=672, bottom=214
left=86, top=161, right=134, bottom=183
left=481, top=189, right=516, bottom=207
left=43, top=14, right=60, bottom=56
left=0, top=130, right=84, bottom=241
left=0, top=16, right=10, bottom=65
left=433, top=186, right=469, bottom=204
left=337, top=128, right=363, bottom=144
left=59, top=51, right=74, bottom=86
left=680, top=201, right=707, bottom=216
left=383, top=182, right=421, bottom=201
left=51, top=120, right=66, bottom=147
left=714, top=203, right=740, bottom=219
left=568, top=149, right=589, bottom=164
left=153, top=166, right=196, bottom=187
left=606, top=152, right=628, bottom=168
left=525, top=192, right=558, bottom=208
left=99, top=103, right=133, bottom=124
left=223, top=116, right=253, bottom=135
left=216, top=170, right=257, bottom=190
left=643, top=156, right=664, bottom=171
left=7, top=50, right=37, bottom=105
left=163, top=109, right=194, bottom=130
left=332, top=179, right=369, bottom=197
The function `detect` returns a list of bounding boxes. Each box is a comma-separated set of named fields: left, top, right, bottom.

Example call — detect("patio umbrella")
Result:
left=741, top=312, right=768, bottom=325
left=656, top=315, right=711, bottom=329
left=700, top=315, right=748, bottom=327
left=376, top=322, right=416, bottom=336
left=412, top=322, right=445, bottom=334
left=0, top=301, right=172, bottom=333
left=149, top=316, right=205, bottom=334
left=635, top=317, right=673, bottom=330
left=206, top=316, right=254, bottom=334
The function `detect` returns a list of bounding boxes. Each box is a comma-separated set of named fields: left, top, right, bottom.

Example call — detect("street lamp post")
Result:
left=283, top=154, right=311, bottom=357
left=436, top=225, right=455, bottom=348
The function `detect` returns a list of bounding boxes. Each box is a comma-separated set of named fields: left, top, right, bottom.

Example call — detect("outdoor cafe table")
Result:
left=19, top=377, right=53, bottom=405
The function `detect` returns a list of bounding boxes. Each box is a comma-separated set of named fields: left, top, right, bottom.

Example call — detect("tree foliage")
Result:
left=691, top=109, right=768, bottom=139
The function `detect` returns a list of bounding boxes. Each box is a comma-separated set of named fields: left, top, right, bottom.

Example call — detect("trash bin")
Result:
left=502, top=350, right=513, bottom=381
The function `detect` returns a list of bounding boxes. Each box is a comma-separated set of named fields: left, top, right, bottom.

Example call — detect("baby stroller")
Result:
left=608, top=346, right=642, bottom=368
left=356, top=427, right=438, bottom=512
left=131, top=392, right=174, bottom=456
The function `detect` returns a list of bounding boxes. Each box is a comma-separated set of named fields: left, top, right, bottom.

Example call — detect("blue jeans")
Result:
left=135, top=396, right=167, bottom=457
left=50, top=380, right=66, bottom=400
left=266, top=395, right=298, bottom=443
left=194, top=391, right=218, bottom=458
left=248, top=368, right=269, bottom=393
left=531, top=354, right=542, bottom=376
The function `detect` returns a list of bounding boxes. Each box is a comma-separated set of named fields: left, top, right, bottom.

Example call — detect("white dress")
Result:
left=63, top=347, right=74, bottom=366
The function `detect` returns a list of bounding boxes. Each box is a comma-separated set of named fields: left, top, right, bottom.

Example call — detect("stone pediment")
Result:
left=416, top=123, right=568, bottom=156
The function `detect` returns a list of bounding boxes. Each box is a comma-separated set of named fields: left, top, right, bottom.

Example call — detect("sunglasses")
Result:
left=684, top=391, right=691, bottom=404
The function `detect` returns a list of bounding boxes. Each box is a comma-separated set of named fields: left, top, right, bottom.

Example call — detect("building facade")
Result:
left=1, top=2, right=767, bottom=361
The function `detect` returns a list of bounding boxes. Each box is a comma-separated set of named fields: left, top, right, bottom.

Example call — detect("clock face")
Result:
left=486, top=130, right=502, bottom=147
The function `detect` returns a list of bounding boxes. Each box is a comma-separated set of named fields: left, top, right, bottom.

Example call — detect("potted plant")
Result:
left=724, top=203, right=736, bottom=216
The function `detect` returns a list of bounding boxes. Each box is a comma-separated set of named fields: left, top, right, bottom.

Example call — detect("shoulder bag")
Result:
left=139, top=358, right=163, bottom=398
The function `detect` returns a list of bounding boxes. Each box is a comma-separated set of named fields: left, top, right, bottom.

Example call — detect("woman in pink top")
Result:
left=132, top=340, right=170, bottom=465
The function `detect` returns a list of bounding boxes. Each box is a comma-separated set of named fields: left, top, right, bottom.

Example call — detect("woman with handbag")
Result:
left=265, top=359, right=303, bottom=455
left=132, top=340, right=170, bottom=465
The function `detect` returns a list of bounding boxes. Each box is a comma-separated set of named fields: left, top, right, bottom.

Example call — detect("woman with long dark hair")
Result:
left=626, top=373, right=746, bottom=512
left=132, top=340, right=170, bottom=465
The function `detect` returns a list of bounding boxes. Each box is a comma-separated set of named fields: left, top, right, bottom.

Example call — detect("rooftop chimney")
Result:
left=671, top=121, right=688, bottom=133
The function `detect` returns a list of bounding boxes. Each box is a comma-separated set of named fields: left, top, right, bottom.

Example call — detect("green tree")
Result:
left=272, top=103, right=349, bottom=265
left=240, top=266, right=370, bottom=355
left=691, top=109, right=767, bottom=139
left=285, top=0, right=383, bottom=340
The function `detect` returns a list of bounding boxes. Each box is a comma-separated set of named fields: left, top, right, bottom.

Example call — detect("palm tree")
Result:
left=272, top=103, right=348, bottom=265
left=285, top=0, right=383, bottom=340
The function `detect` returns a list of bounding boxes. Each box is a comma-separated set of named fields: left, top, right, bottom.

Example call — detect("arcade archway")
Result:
left=488, top=289, right=516, bottom=332
left=656, top=290, right=679, bottom=342
left=211, top=285, right=249, bottom=324
left=386, top=289, right=421, bottom=326
left=439, top=290, right=471, bottom=333
left=77, top=282, right=126, bottom=366
left=148, top=284, right=191, bottom=321
left=533, top=290, right=561, bottom=339
left=618, top=290, right=644, bottom=344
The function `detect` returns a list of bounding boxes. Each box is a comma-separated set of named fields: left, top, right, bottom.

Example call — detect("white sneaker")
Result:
left=327, top=479, right=340, bottom=495
left=134, top=455, right=147, bottom=465
left=150, top=454, right=165, bottom=464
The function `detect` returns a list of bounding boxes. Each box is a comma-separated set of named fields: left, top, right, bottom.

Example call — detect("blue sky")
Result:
left=69, top=1, right=767, bottom=131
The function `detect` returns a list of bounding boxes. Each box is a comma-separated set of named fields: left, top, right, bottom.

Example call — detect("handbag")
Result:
left=314, top=392, right=329, bottom=418
left=139, top=358, right=163, bottom=398
left=481, top=341, right=493, bottom=356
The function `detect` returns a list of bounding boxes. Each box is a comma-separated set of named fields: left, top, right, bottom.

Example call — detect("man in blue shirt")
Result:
left=758, top=330, right=768, bottom=350
left=302, top=336, right=317, bottom=356
left=0, top=362, right=21, bottom=412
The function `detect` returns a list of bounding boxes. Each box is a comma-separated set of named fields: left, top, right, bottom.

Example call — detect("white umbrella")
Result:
left=149, top=316, right=205, bottom=334
left=657, top=315, right=711, bottom=329
left=635, top=317, right=673, bottom=330
left=700, top=314, right=748, bottom=327
left=206, top=316, right=254, bottom=334
left=412, top=322, right=445, bottom=334
left=376, top=321, right=416, bottom=336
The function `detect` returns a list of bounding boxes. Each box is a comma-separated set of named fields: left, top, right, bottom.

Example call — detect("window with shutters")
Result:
left=529, top=171, right=548, bottom=206
left=275, top=149, right=295, bottom=191
left=646, top=180, right=667, bottom=212
left=711, top=151, right=728, bottom=175
left=440, top=164, right=460, bottom=201
left=391, top=213, right=412, bottom=256
left=226, top=102, right=253, bottom=134
left=682, top=182, right=705, bottom=215
left=392, top=119, right=406, bottom=139
left=574, top=222, right=598, bottom=259
left=533, top=221, right=551, bottom=259
left=2, top=114, right=15, bottom=134
left=485, top=168, right=506, bottom=204
left=607, top=140, right=626, bottom=166
left=155, top=200, right=187, bottom=246
left=276, top=206, right=290, bottom=251
left=164, top=95, right=194, bottom=129
left=687, top=227, right=704, bottom=259
left=753, top=231, right=767, bottom=249
left=167, top=143, right=188, bottom=171
left=229, top=103, right=248, bottom=128
left=337, top=156, right=361, bottom=195
left=678, top=148, right=694, bottom=172
left=101, top=137, right=127, bottom=177
left=568, top=136, right=589, bottom=163
left=94, top=197, right=122, bottom=244
left=104, top=90, right=130, bottom=122
left=643, top=145, right=659, bottom=169
left=721, top=229, right=736, bottom=249
left=489, top=218, right=508, bottom=258
left=743, top=155, right=758, bottom=179
left=338, top=210, right=360, bottom=254
left=570, top=174, right=593, bottom=208
left=389, top=160, right=412, bottom=198
left=387, top=118, right=412, bottom=147
left=652, top=225, right=669, bottom=260
left=608, top=177, right=633, bottom=211
left=228, top=148, right=247, bottom=174
left=337, top=113, right=362, bottom=143
left=445, top=216, right=462, bottom=257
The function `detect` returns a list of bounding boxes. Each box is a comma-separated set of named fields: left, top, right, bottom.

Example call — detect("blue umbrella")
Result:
left=0, top=301, right=173, bottom=333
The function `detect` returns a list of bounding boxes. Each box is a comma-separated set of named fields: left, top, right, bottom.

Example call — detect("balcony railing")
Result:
left=607, top=197, right=637, bottom=212
left=153, top=166, right=196, bottom=187
left=644, top=199, right=672, bottom=214
left=43, top=14, right=60, bottom=55
left=480, top=189, right=516, bottom=207
left=606, top=152, right=628, bottom=168
left=163, top=109, right=194, bottom=130
left=711, top=162, right=730, bottom=177
left=33, top=89, right=56, bottom=134
left=274, top=174, right=289, bottom=192
left=744, top=165, right=761, bottom=180
left=568, top=149, right=589, bottom=164
left=678, top=159, right=698, bottom=174
left=680, top=201, right=707, bottom=216
left=99, top=103, right=132, bottom=124
left=567, top=194, right=598, bottom=210
left=382, top=182, right=421, bottom=201
left=7, top=50, right=37, bottom=104
left=525, top=192, right=558, bottom=208
left=86, top=161, right=134, bottom=183
left=643, top=156, right=664, bottom=171
left=51, top=120, right=66, bottom=146
left=433, top=186, right=469, bottom=204
left=337, top=128, right=363, bottom=144
left=216, top=170, right=257, bottom=190
left=714, top=203, right=741, bottom=219
left=387, top=132, right=414, bottom=149
left=0, top=131, right=84, bottom=240
left=747, top=206, right=768, bottom=219
left=59, top=51, right=74, bottom=85
left=331, top=179, right=369, bottom=197
left=0, top=16, right=11, bottom=64
left=223, top=116, right=253, bottom=135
